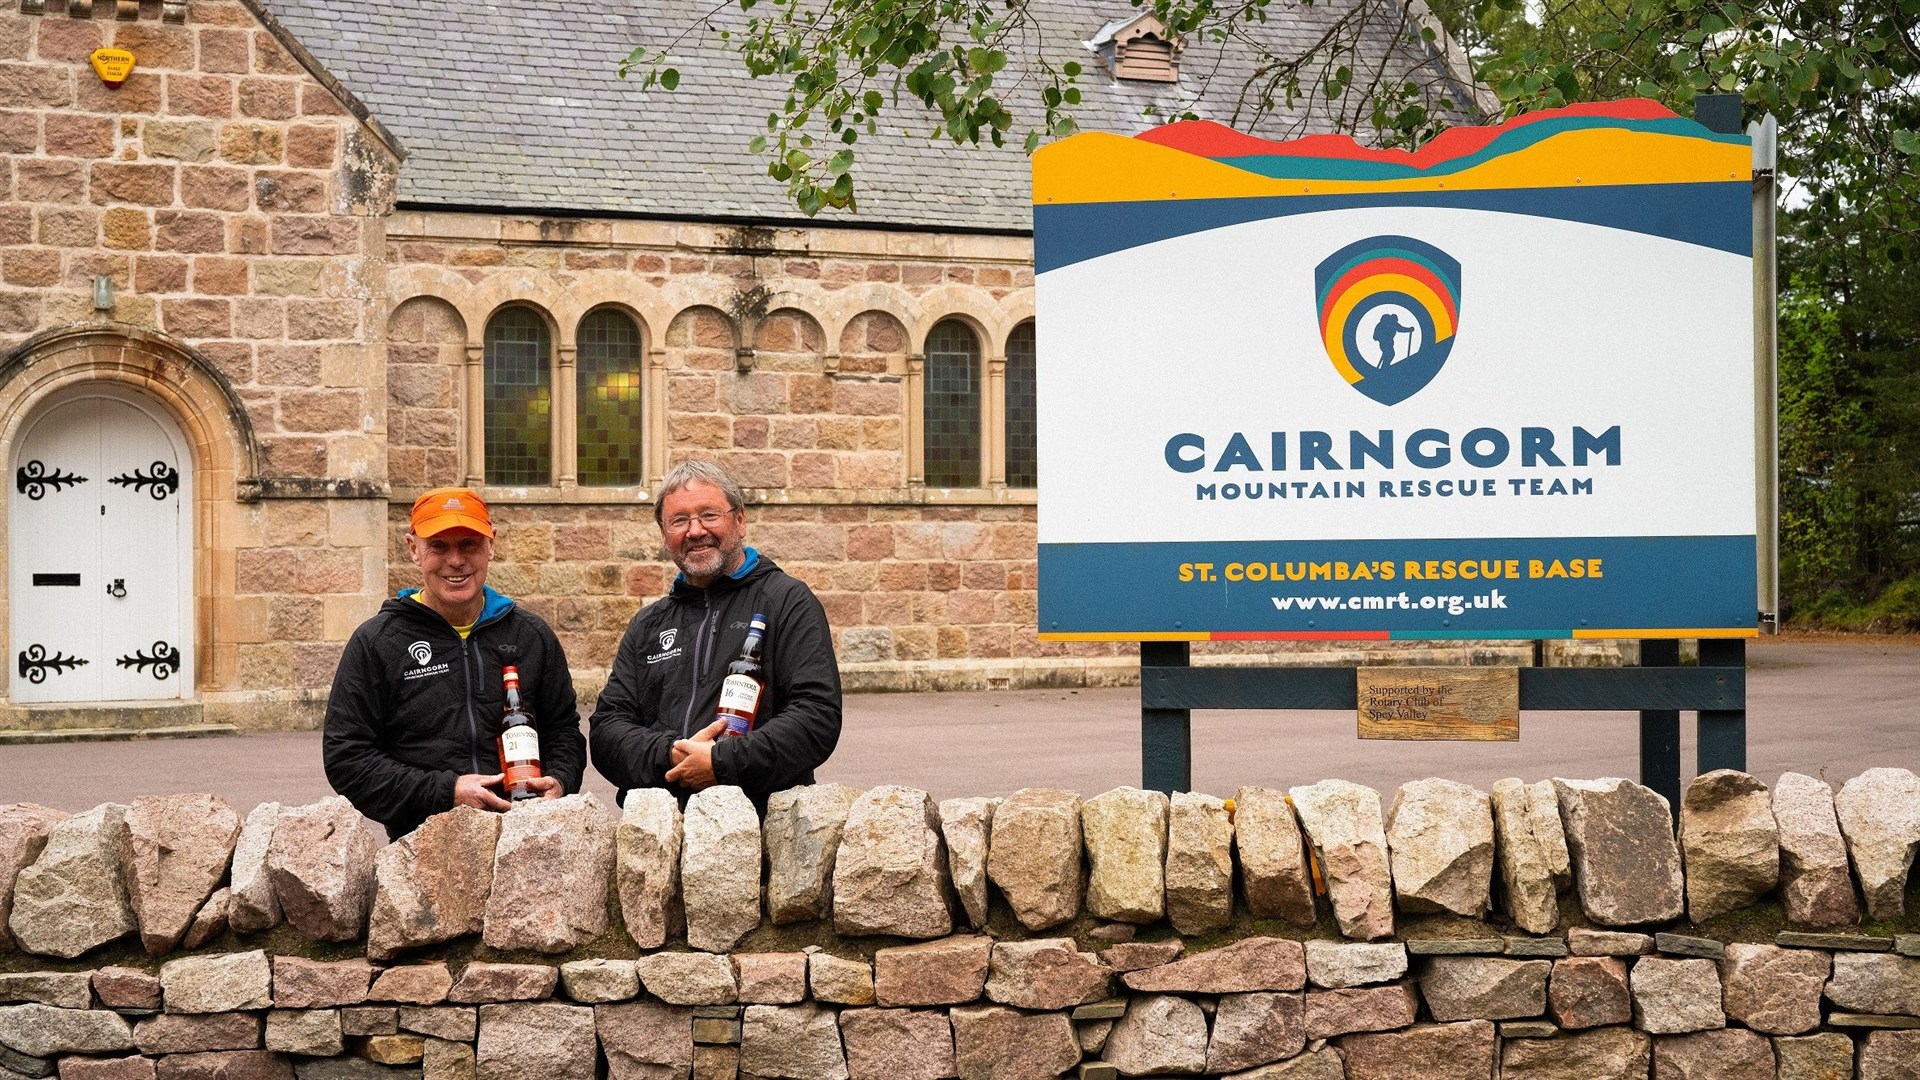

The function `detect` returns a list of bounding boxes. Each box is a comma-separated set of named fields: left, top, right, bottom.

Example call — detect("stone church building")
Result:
left=0, top=0, right=1477, bottom=732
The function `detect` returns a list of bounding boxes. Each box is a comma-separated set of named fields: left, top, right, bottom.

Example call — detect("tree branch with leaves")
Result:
left=626, top=0, right=1918, bottom=236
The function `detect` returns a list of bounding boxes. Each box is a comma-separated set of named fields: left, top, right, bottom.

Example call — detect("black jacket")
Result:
left=322, top=586, right=584, bottom=839
left=589, top=549, right=842, bottom=809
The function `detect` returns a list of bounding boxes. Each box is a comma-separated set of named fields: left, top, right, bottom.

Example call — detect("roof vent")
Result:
left=1086, top=13, right=1183, bottom=83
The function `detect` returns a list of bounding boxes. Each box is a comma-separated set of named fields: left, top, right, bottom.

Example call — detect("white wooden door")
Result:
left=10, top=389, right=191, bottom=703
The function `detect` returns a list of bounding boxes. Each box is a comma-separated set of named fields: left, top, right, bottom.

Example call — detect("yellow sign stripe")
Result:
left=1037, top=632, right=1210, bottom=642
left=1571, top=628, right=1760, bottom=639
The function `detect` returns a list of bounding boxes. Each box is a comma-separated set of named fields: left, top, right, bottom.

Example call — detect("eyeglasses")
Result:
left=663, top=509, right=736, bottom=535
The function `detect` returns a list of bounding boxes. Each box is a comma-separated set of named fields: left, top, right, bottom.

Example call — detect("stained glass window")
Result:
left=1005, top=321, right=1037, bottom=488
left=924, top=319, right=981, bottom=487
left=577, top=309, right=644, bottom=486
left=484, top=307, right=551, bottom=486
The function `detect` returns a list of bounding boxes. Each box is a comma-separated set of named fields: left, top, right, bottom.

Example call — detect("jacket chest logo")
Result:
left=647, top=627, right=682, bottom=666
left=402, top=639, right=450, bottom=681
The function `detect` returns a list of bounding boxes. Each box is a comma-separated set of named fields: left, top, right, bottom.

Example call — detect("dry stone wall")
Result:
left=4, top=767, right=1920, bottom=1078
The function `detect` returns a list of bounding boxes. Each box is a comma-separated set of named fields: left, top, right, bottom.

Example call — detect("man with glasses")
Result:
left=589, top=460, right=842, bottom=809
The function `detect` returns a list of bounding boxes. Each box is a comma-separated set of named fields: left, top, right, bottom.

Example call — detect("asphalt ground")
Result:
left=3, top=635, right=1915, bottom=815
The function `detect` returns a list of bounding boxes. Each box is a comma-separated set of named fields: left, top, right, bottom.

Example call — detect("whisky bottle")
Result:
left=715, top=613, right=767, bottom=738
left=497, top=665, right=543, bottom=801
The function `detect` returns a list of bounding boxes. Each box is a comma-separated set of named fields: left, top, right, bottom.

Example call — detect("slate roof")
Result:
left=259, top=0, right=1475, bottom=233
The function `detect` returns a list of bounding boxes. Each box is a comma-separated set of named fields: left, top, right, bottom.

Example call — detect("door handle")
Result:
left=107, top=578, right=125, bottom=598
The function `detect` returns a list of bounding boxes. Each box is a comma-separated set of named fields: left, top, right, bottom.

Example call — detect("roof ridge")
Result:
left=244, top=0, right=408, bottom=163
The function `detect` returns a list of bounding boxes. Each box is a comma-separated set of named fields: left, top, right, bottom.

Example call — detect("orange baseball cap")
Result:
left=410, top=487, right=494, bottom=538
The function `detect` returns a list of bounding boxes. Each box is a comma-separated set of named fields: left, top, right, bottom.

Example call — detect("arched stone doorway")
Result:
left=0, top=325, right=262, bottom=716
left=9, top=384, right=193, bottom=702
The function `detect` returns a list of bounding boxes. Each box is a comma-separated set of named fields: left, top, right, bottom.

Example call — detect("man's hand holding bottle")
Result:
left=453, top=771, right=561, bottom=811
left=667, top=613, right=770, bottom=791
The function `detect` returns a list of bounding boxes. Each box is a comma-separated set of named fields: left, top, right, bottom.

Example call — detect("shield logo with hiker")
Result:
left=1314, top=235, right=1462, bottom=406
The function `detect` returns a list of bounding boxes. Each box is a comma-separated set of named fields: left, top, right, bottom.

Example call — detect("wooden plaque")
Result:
left=1356, top=666, right=1520, bottom=741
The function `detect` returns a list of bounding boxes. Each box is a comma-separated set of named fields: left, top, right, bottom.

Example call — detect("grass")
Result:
left=1789, top=572, right=1920, bottom=633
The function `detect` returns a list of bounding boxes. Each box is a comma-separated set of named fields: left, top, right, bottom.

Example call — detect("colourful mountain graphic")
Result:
left=1033, top=100, right=1749, bottom=206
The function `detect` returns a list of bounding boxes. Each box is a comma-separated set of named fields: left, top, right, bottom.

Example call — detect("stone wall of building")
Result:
left=0, top=2, right=1623, bottom=732
left=3, top=767, right=1918, bottom=1076
left=0, top=0, right=399, bottom=472
left=0, top=1, right=399, bottom=728
left=380, top=210, right=1144, bottom=692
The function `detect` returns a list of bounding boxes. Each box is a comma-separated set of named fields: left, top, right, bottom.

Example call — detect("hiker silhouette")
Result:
left=1371, top=312, right=1414, bottom=368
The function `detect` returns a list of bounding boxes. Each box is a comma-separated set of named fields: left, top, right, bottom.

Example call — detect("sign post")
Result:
left=1032, top=98, right=1768, bottom=800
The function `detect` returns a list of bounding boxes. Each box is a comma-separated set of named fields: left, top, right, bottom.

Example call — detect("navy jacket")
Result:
left=322, top=587, right=584, bottom=838
left=589, top=550, right=842, bottom=810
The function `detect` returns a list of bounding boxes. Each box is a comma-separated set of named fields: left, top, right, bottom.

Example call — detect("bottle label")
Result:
left=501, top=727, right=540, bottom=763
left=718, top=674, right=761, bottom=714
left=723, top=715, right=752, bottom=737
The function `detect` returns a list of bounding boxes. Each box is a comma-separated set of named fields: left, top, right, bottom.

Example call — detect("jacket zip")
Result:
left=454, top=600, right=514, bottom=777
left=460, top=637, right=481, bottom=776
left=681, top=592, right=716, bottom=737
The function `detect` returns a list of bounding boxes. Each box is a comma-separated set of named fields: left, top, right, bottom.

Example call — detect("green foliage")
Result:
left=622, top=0, right=1467, bottom=213
left=1424, top=0, right=1920, bottom=245
left=622, top=2, right=1088, bottom=214
left=1778, top=284, right=1864, bottom=606
left=1779, top=212, right=1920, bottom=628
left=626, top=1, right=1920, bottom=227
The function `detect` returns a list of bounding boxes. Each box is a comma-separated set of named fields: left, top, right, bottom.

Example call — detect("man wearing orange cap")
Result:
left=322, top=487, right=585, bottom=839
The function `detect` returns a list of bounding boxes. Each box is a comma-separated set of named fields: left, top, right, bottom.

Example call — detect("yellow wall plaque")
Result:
left=1356, top=666, right=1520, bottom=741
left=89, top=48, right=136, bottom=87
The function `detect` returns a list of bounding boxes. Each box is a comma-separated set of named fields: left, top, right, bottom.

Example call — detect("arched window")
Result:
left=1005, top=321, right=1037, bottom=488
left=483, top=307, right=551, bottom=486
left=576, top=309, right=644, bottom=487
left=923, top=319, right=982, bottom=487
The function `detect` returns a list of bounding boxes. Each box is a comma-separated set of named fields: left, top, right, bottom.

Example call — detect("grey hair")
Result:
left=653, top=459, right=746, bottom=525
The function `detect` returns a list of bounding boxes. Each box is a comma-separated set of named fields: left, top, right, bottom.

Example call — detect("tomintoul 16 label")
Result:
left=719, top=674, right=760, bottom=713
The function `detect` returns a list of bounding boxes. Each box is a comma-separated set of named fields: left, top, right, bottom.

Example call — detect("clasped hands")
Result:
left=666, top=717, right=730, bottom=790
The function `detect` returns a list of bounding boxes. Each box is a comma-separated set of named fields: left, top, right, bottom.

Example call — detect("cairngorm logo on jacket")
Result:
left=402, top=639, right=449, bottom=681
left=647, top=627, right=683, bottom=666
